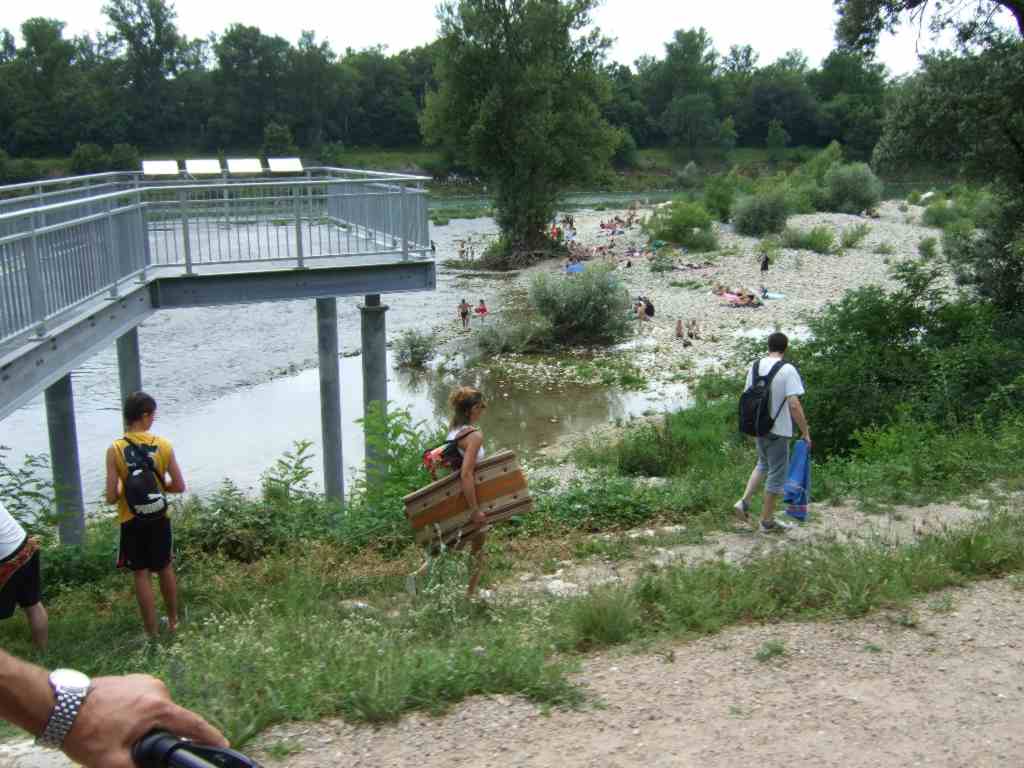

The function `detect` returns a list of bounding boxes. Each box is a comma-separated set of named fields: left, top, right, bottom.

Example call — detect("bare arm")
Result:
left=0, top=649, right=52, bottom=738
left=458, top=432, right=486, bottom=524
left=104, top=446, right=121, bottom=505
left=162, top=450, right=186, bottom=494
left=788, top=396, right=811, bottom=449
left=0, top=649, right=228, bottom=768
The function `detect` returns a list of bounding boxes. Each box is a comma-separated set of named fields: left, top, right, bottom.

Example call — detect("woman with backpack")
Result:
left=410, top=386, right=491, bottom=598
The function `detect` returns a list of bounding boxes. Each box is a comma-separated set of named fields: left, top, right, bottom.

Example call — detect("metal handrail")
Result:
left=0, top=170, right=431, bottom=346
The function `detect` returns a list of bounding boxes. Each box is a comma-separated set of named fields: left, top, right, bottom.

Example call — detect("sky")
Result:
left=0, top=0, right=973, bottom=77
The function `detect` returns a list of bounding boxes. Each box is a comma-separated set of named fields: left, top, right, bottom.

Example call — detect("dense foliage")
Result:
left=0, top=2, right=893, bottom=177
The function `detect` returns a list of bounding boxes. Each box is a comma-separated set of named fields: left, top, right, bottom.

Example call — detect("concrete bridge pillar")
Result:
left=44, top=374, right=86, bottom=546
left=116, top=328, right=143, bottom=405
left=316, top=298, right=344, bottom=504
left=360, top=294, right=389, bottom=483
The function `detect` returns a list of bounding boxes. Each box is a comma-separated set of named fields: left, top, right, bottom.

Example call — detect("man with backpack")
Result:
left=735, top=332, right=811, bottom=533
left=105, top=392, right=185, bottom=637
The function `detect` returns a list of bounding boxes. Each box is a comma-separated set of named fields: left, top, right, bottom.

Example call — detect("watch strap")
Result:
left=36, top=683, right=89, bottom=749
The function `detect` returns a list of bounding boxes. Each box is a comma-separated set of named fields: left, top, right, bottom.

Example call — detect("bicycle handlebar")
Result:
left=133, top=730, right=263, bottom=768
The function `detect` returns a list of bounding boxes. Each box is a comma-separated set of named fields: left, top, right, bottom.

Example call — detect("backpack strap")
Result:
left=448, top=426, right=478, bottom=445
left=122, top=435, right=156, bottom=472
left=762, top=361, right=789, bottom=424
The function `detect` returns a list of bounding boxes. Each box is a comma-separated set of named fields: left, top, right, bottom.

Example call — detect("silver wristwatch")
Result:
left=36, top=668, right=91, bottom=750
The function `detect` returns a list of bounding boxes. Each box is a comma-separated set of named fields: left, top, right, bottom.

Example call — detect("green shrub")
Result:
left=0, top=148, right=9, bottom=182
left=261, top=122, right=299, bottom=159
left=840, top=223, right=872, bottom=250
left=647, top=200, right=717, bottom=251
left=918, top=236, right=939, bottom=260
left=703, top=173, right=736, bottom=222
left=69, top=143, right=109, bottom=175
left=319, top=141, right=348, bottom=168
left=649, top=251, right=676, bottom=273
left=108, top=143, right=140, bottom=172
left=431, top=216, right=450, bottom=226
left=782, top=225, right=836, bottom=254
left=612, top=129, right=639, bottom=169
left=528, top=265, right=633, bottom=347
left=674, top=161, right=702, bottom=190
left=733, top=189, right=791, bottom=236
left=821, top=162, right=883, bottom=214
left=907, top=191, right=922, bottom=205
left=922, top=202, right=960, bottom=229
left=874, top=242, right=896, bottom=255
left=394, top=329, right=436, bottom=368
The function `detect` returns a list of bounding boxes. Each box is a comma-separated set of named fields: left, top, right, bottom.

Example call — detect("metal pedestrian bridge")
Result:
left=0, top=163, right=435, bottom=542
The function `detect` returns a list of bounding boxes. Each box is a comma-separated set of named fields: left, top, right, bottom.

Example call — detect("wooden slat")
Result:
left=403, top=450, right=519, bottom=507
left=407, top=471, right=528, bottom=529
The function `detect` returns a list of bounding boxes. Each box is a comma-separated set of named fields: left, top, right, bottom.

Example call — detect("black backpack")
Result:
left=738, top=360, right=788, bottom=437
left=122, top=436, right=168, bottom=519
left=644, top=299, right=655, bottom=318
left=422, top=427, right=478, bottom=479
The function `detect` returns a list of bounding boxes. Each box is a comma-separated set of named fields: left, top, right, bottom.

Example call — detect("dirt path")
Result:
left=254, top=576, right=1023, bottom=767
left=506, top=495, right=992, bottom=599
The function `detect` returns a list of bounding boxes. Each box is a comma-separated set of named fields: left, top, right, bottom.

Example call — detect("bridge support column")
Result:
left=44, top=375, right=86, bottom=546
left=116, top=328, right=143, bottom=405
left=360, top=295, right=389, bottom=484
left=316, top=298, right=344, bottom=505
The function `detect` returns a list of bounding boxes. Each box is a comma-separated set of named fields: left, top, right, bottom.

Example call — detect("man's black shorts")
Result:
left=0, top=549, right=42, bottom=619
left=118, top=516, right=173, bottom=572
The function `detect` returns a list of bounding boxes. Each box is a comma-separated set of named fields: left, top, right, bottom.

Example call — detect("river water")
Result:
left=0, top=198, right=688, bottom=508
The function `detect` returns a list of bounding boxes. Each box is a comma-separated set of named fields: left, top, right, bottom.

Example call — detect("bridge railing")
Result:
left=0, top=169, right=430, bottom=347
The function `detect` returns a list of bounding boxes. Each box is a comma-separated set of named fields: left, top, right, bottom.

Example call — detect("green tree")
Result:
left=103, top=0, right=182, bottom=147
left=422, top=0, right=618, bottom=253
left=261, top=122, right=298, bottom=158
left=661, top=93, right=718, bottom=160
left=766, top=119, right=790, bottom=161
left=834, top=0, right=1023, bottom=52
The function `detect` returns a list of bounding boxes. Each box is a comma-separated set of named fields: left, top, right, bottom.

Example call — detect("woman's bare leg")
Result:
left=466, top=533, right=487, bottom=597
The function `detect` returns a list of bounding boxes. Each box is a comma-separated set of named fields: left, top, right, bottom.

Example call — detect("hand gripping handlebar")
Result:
left=132, top=730, right=263, bottom=768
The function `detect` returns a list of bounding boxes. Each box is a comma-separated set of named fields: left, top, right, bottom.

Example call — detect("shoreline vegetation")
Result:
left=5, top=155, right=1024, bottom=747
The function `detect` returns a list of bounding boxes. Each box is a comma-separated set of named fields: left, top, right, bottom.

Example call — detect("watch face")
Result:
left=51, top=668, right=91, bottom=693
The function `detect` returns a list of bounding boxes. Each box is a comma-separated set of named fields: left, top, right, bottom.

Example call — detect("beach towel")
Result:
left=783, top=439, right=811, bottom=522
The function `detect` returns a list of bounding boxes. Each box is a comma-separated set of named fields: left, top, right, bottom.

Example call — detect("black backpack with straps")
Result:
left=122, top=436, right=168, bottom=519
left=738, top=360, right=788, bottom=437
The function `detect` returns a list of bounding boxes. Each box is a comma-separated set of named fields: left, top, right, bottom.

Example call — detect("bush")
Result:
left=612, top=129, right=639, bottom=169
left=0, top=148, right=9, bottom=182
left=108, top=143, right=140, bottom=172
left=922, top=201, right=960, bottom=229
left=675, top=161, right=702, bottom=190
left=69, top=143, right=109, bottom=175
left=874, top=242, right=896, bottom=255
left=261, top=122, right=299, bottom=159
left=821, top=162, right=883, bottom=214
left=840, top=223, right=872, bottom=250
left=733, top=189, right=791, bottom=236
left=648, top=251, right=676, bottom=273
left=528, top=265, right=633, bottom=347
left=918, top=236, right=939, bottom=260
left=394, top=329, right=436, bottom=368
left=907, top=191, right=922, bottom=205
left=782, top=225, right=835, bottom=254
left=703, top=173, right=736, bottom=222
left=646, top=200, right=718, bottom=251
left=320, top=142, right=348, bottom=168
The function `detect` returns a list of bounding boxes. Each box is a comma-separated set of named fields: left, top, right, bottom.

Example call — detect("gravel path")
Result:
left=250, top=576, right=1023, bottom=768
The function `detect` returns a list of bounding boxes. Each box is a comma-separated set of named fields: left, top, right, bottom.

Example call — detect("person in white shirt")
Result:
left=0, top=499, right=48, bottom=649
left=734, top=332, right=812, bottom=533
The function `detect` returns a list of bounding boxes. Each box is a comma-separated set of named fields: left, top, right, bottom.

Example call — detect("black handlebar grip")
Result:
left=132, top=730, right=220, bottom=768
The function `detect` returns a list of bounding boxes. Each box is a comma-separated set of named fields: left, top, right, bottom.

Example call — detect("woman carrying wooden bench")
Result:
left=409, top=386, right=490, bottom=597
